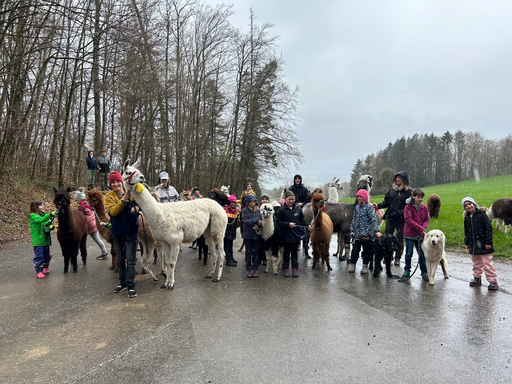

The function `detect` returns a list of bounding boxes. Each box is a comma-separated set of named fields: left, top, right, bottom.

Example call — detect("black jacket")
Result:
left=276, top=203, right=308, bottom=243
left=464, top=209, right=494, bottom=255
left=377, top=171, right=411, bottom=223
left=289, top=174, right=310, bottom=204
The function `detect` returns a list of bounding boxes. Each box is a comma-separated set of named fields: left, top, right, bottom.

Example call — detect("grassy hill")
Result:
left=342, top=175, right=512, bottom=259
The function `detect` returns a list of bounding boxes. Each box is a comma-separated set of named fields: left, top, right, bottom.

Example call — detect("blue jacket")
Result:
left=350, top=202, right=380, bottom=239
left=241, top=207, right=262, bottom=240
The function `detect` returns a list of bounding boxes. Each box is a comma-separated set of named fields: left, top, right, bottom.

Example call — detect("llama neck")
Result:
left=57, top=205, right=73, bottom=225
left=328, top=187, right=338, bottom=203
left=128, top=185, right=163, bottom=223
left=261, top=215, right=275, bottom=240
left=94, top=200, right=109, bottom=222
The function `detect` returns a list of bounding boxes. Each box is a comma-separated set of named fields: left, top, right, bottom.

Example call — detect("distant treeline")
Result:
left=349, top=130, right=512, bottom=196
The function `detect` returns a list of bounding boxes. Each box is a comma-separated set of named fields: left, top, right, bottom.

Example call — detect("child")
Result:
left=74, top=187, right=109, bottom=260
left=348, top=189, right=382, bottom=274
left=402, top=188, right=430, bottom=280
left=462, top=197, right=499, bottom=290
left=241, top=194, right=262, bottom=278
left=276, top=190, right=311, bottom=277
left=29, top=200, right=56, bottom=279
left=223, top=194, right=240, bottom=267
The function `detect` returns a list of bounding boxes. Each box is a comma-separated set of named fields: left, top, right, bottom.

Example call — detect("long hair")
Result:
left=30, top=199, right=43, bottom=214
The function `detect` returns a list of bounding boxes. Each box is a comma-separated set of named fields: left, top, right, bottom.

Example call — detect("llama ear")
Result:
left=132, top=159, right=140, bottom=169
left=124, top=159, right=131, bottom=170
left=67, top=187, right=71, bottom=192
left=53, top=187, right=58, bottom=193
left=336, top=178, right=340, bottom=183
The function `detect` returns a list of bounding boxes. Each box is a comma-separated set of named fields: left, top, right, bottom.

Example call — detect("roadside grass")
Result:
left=342, top=175, right=512, bottom=259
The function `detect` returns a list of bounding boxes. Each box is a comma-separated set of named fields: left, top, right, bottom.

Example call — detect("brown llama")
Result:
left=86, top=189, right=158, bottom=276
left=53, top=188, right=88, bottom=273
left=427, top=194, right=441, bottom=218
left=310, top=193, right=334, bottom=271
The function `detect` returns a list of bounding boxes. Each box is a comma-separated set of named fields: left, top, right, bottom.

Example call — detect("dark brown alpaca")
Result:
left=86, top=189, right=158, bottom=272
left=310, top=193, right=334, bottom=271
left=53, top=188, right=88, bottom=273
left=427, top=194, right=441, bottom=218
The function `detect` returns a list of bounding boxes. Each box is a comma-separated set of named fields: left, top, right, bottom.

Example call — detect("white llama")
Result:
left=328, top=177, right=342, bottom=203
left=259, top=203, right=283, bottom=275
left=122, top=160, right=228, bottom=289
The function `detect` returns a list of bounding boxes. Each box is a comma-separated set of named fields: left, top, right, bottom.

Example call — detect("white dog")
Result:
left=421, top=229, right=449, bottom=286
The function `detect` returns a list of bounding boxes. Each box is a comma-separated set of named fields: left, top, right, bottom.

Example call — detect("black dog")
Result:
left=372, top=234, right=399, bottom=278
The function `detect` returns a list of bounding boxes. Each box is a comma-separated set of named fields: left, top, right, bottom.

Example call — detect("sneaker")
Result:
left=421, top=272, right=429, bottom=281
left=36, top=272, right=45, bottom=279
left=252, top=270, right=259, bottom=278
left=96, top=253, right=109, bottom=260
left=292, top=269, right=299, bottom=277
left=348, top=263, right=356, bottom=273
left=488, top=282, right=499, bottom=291
left=394, top=256, right=400, bottom=266
left=361, top=264, right=369, bottom=274
left=128, top=289, right=137, bottom=298
left=469, top=277, right=482, bottom=287
left=246, top=270, right=253, bottom=278
left=42, top=268, right=50, bottom=275
left=402, top=270, right=411, bottom=278
left=114, top=285, right=127, bottom=293
left=283, top=269, right=290, bottom=277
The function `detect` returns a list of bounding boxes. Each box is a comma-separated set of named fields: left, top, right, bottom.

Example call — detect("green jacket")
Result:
left=30, top=212, right=52, bottom=247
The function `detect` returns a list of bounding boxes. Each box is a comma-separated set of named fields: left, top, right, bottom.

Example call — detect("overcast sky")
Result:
left=206, top=0, right=512, bottom=188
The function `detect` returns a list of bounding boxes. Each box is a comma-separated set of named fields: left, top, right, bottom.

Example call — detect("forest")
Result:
left=0, top=0, right=302, bottom=191
left=349, top=131, right=512, bottom=196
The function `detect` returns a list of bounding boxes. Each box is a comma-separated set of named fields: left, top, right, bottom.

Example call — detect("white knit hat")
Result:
left=74, top=187, right=86, bottom=201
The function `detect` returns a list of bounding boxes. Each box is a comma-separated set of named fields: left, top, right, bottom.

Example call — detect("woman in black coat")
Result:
left=462, top=197, right=499, bottom=290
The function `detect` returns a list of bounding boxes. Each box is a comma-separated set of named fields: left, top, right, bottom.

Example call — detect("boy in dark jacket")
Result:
left=462, top=197, right=499, bottom=290
left=242, top=194, right=262, bottom=278
left=289, top=174, right=310, bottom=208
left=374, top=171, right=412, bottom=266
left=276, top=190, right=311, bottom=277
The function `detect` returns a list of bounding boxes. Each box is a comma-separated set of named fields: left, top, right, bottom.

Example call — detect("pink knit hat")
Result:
left=356, top=189, right=369, bottom=204
left=228, top=194, right=237, bottom=202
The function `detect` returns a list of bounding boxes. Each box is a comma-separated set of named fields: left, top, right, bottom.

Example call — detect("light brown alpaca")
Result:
left=86, top=189, right=158, bottom=275
left=310, top=193, right=334, bottom=271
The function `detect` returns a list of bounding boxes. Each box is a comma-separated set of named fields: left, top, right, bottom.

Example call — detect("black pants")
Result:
left=383, top=219, right=404, bottom=259
left=350, top=238, right=373, bottom=265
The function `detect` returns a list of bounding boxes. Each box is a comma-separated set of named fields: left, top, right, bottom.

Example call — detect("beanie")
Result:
left=245, top=194, right=257, bottom=202
left=356, top=189, right=369, bottom=204
left=74, top=187, right=86, bottom=201
left=109, top=171, right=123, bottom=185
left=461, top=196, right=479, bottom=210
left=260, top=194, right=270, bottom=202
left=228, top=194, right=237, bottom=203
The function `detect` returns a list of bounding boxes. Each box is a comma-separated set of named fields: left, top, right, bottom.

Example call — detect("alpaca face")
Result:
left=260, top=203, right=274, bottom=219
left=53, top=188, right=71, bottom=210
left=122, top=160, right=146, bottom=188
left=86, top=191, right=102, bottom=207
left=220, top=185, right=230, bottom=196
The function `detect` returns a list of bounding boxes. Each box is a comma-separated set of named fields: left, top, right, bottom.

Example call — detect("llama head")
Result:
left=122, top=159, right=146, bottom=190
left=356, top=175, right=373, bottom=192
left=86, top=189, right=104, bottom=208
left=330, top=177, right=342, bottom=190
left=53, top=187, right=72, bottom=210
left=220, top=185, right=230, bottom=196
left=260, top=203, right=275, bottom=219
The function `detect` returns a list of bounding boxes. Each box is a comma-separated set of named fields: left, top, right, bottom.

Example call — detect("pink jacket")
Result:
left=403, top=201, right=429, bottom=238
left=78, top=201, right=98, bottom=234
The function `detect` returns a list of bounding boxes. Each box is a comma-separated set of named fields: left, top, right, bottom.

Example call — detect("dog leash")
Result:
left=398, top=236, right=423, bottom=283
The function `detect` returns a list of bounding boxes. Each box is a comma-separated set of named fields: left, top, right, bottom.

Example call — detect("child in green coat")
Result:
left=29, top=200, right=56, bottom=279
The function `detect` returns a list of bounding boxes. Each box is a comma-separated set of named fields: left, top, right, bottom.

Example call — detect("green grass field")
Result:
left=341, top=175, right=512, bottom=259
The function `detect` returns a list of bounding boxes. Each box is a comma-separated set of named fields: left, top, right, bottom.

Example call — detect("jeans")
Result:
left=244, top=238, right=260, bottom=271
left=282, top=241, right=300, bottom=270
left=404, top=238, right=426, bottom=274
left=33, top=245, right=52, bottom=273
left=113, top=234, right=137, bottom=289
left=350, top=239, right=373, bottom=265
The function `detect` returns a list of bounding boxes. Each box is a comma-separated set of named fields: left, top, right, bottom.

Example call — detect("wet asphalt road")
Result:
left=0, top=233, right=511, bottom=384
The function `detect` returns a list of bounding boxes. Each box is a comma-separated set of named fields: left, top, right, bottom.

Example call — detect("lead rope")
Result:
left=291, top=205, right=322, bottom=239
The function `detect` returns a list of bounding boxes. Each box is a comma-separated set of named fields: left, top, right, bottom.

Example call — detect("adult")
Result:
left=97, top=149, right=111, bottom=191
left=239, top=182, right=255, bottom=208
left=86, top=150, right=99, bottom=190
left=289, top=174, right=310, bottom=208
left=373, top=171, right=412, bottom=266
left=104, top=171, right=139, bottom=298
left=223, top=194, right=240, bottom=267
left=276, top=190, right=311, bottom=277
left=155, top=172, right=179, bottom=203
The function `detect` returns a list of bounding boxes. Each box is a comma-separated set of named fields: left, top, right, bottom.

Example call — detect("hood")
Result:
left=294, top=174, right=303, bottom=184
left=356, top=189, right=369, bottom=204
left=462, top=196, right=479, bottom=210
left=87, top=150, right=94, bottom=157
left=394, top=171, right=409, bottom=186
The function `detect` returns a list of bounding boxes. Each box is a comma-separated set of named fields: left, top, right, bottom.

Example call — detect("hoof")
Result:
left=160, top=284, right=174, bottom=290
left=109, top=266, right=115, bottom=270
left=212, top=278, right=220, bottom=282
left=429, top=283, right=434, bottom=286
left=204, top=275, right=212, bottom=279
left=444, top=275, right=450, bottom=279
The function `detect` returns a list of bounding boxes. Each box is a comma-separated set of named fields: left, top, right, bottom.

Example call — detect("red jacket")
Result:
left=403, top=200, right=429, bottom=238
left=78, top=201, right=98, bottom=234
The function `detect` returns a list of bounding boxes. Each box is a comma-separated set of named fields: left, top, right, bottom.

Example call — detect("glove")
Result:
left=50, top=210, right=59, bottom=218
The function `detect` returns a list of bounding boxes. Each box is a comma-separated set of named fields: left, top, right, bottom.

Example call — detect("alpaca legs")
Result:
left=161, top=243, right=176, bottom=290
left=140, top=244, right=158, bottom=281
left=80, top=234, right=87, bottom=266
left=204, top=231, right=224, bottom=282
